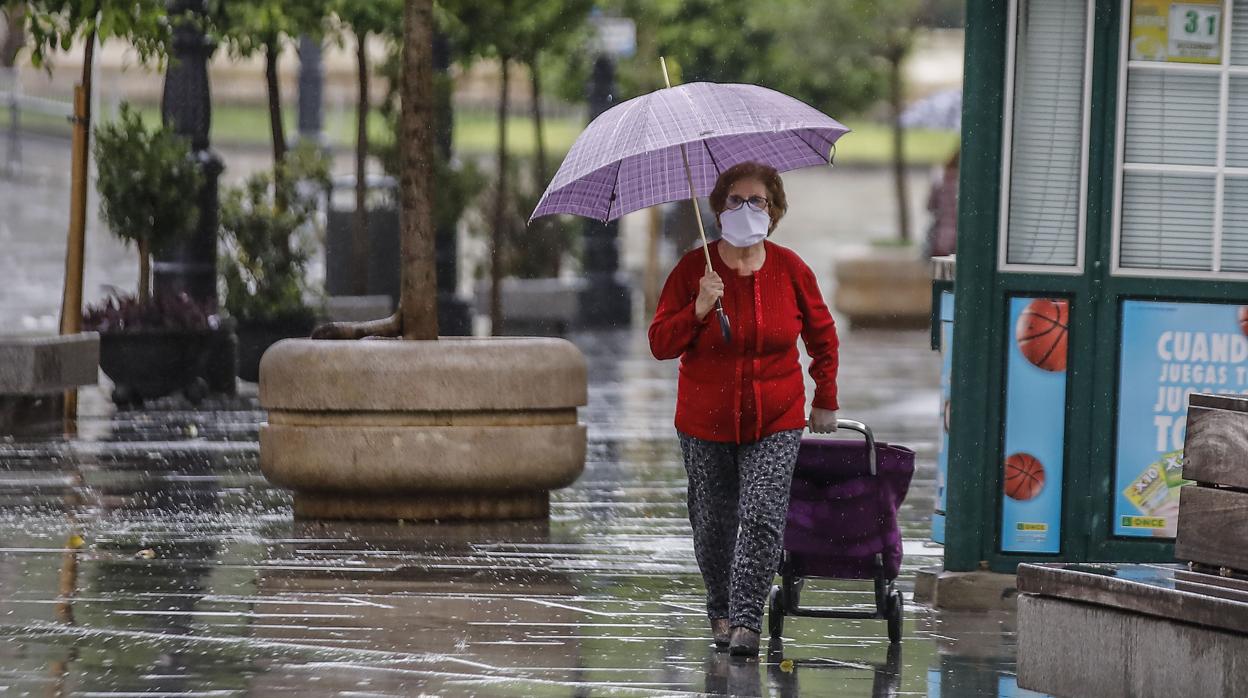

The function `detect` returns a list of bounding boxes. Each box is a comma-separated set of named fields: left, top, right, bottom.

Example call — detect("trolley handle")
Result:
left=835, top=418, right=877, bottom=476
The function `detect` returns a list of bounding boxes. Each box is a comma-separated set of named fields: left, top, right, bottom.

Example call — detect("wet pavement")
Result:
left=0, top=328, right=1042, bottom=697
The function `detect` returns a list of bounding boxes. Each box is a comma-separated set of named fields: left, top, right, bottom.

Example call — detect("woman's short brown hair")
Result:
left=709, top=161, right=788, bottom=233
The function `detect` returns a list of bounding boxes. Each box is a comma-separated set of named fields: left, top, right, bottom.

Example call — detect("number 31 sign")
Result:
left=1168, top=2, right=1222, bottom=62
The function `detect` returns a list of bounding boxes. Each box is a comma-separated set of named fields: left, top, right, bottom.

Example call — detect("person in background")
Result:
left=648, top=161, right=841, bottom=656
left=925, top=148, right=960, bottom=258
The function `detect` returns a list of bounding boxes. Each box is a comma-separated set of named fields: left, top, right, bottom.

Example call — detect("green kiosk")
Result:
left=937, top=0, right=1248, bottom=574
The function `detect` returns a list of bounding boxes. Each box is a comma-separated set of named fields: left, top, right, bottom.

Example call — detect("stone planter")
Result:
left=0, top=333, right=99, bottom=435
left=99, top=328, right=237, bottom=406
left=259, top=337, right=588, bottom=521
left=473, top=278, right=586, bottom=336
left=833, top=246, right=933, bottom=329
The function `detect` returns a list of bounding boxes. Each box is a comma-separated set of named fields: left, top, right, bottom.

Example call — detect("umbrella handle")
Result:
left=716, top=302, right=732, bottom=343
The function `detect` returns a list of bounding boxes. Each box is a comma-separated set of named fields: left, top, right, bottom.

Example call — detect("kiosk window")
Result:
left=1116, top=0, right=1248, bottom=275
left=1000, top=0, right=1091, bottom=270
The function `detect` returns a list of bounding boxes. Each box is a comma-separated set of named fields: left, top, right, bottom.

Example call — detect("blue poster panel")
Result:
left=1113, top=300, right=1243, bottom=538
left=1001, top=297, right=1068, bottom=554
left=932, top=291, right=954, bottom=544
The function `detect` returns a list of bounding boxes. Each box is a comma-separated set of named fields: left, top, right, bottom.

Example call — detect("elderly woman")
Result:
left=649, top=161, right=840, bottom=656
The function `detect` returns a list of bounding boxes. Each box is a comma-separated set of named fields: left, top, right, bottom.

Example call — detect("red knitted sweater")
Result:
left=648, top=240, right=840, bottom=444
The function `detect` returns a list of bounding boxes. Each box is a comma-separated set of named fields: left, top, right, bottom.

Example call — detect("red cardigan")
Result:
left=649, top=241, right=840, bottom=444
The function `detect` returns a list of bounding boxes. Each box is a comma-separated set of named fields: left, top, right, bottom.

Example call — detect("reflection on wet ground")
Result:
left=0, top=329, right=1042, bottom=696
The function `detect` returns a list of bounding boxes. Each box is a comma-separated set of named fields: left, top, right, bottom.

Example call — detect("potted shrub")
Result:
left=220, top=148, right=327, bottom=382
left=84, top=104, right=235, bottom=406
left=83, top=292, right=233, bottom=406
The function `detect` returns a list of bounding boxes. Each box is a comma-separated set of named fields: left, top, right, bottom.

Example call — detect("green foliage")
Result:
left=373, top=39, right=485, bottom=240
left=438, top=0, right=593, bottom=64
left=17, top=0, right=169, bottom=69
left=332, top=0, right=400, bottom=39
left=507, top=165, right=579, bottom=279
left=544, top=0, right=929, bottom=117
left=219, top=145, right=328, bottom=323
left=93, top=103, right=201, bottom=253
left=374, top=116, right=486, bottom=239
left=206, top=0, right=329, bottom=57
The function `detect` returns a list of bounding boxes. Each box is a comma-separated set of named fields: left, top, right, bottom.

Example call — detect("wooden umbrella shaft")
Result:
left=660, top=57, right=715, bottom=273
left=660, top=58, right=729, bottom=343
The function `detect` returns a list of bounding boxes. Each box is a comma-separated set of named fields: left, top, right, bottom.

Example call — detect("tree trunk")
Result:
left=264, top=39, right=288, bottom=204
left=528, top=58, right=560, bottom=278
left=1, top=3, right=26, bottom=68
left=138, top=239, right=151, bottom=304
left=398, top=0, right=439, bottom=340
left=58, top=31, right=94, bottom=338
left=312, top=311, right=401, bottom=340
left=351, top=31, right=370, bottom=296
left=58, top=30, right=94, bottom=426
left=490, top=57, right=510, bottom=336
left=530, top=59, right=547, bottom=186
left=889, top=52, right=910, bottom=244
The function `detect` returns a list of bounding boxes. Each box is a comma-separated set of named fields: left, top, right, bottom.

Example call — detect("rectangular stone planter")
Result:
left=473, top=277, right=587, bottom=336
left=0, top=332, right=99, bottom=435
left=832, top=247, right=932, bottom=329
left=1017, top=563, right=1248, bottom=698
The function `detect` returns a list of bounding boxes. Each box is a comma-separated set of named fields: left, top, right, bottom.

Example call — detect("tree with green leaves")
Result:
left=438, top=0, right=513, bottom=334
left=94, top=104, right=203, bottom=304
left=590, top=0, right=926, bottom=242
left=332, top=0, right=401, bottom=296
left=510, top=0, right=592, bottom=185
left=439, top=0, right=593, bottom=334
left=864, top=0, right=925, bottom=244
left=208, top=0, right=330, bottom=188
left=219, top=143, right=328, bottom=327
left=11, top=0, right=170, bottom=342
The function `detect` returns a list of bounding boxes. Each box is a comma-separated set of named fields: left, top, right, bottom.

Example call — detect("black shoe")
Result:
left=729, top=626, right=760, bottom=656
left=712, top=618, right=731, bottom=650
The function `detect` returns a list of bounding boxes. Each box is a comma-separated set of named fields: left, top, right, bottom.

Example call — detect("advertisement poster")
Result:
left=1001, top=297, right=1069, bottom=554
left=1113, top=300, right=1246, bottom=537
left=1131, top=0, right=1223, bottom=64
left=932, top=291, right=954, bottom=545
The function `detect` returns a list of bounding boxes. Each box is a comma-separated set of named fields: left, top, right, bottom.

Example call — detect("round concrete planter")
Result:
left=258, top=337, right=588, bottom=521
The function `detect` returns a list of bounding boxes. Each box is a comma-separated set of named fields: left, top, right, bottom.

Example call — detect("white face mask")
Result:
left=719, top=205, right=770, bottom=248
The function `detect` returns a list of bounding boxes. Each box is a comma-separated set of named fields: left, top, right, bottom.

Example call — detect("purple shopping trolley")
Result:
left=768, top=419, right=916, bottom=644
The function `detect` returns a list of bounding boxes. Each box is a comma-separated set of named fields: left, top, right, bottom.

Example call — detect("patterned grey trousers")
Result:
left=678, top=429, right=803, bottom=632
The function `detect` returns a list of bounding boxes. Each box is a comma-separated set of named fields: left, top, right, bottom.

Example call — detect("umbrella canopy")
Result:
left=530, top=82, right=850, bottom=223
left=899, top=87, right=962, bottom=131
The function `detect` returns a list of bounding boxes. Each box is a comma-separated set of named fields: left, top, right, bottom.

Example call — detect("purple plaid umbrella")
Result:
left=531, top=61, right=849, bottom=340
left=530, top=81, right=851, bottom=224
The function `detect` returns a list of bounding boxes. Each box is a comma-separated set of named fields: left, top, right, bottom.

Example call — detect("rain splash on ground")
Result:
left=0, top=328, right=1041, bottom=697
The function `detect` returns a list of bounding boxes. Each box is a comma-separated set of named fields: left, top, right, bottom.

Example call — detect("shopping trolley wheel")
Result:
left=886, top=588, right=903, bottom=644
left=768, top=585, right=785, bottom=638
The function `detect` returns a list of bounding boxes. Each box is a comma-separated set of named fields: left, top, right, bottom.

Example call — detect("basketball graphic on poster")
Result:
left=1004, top=452, right=1045, bottom=501
left=1015, top=299, right=1068, bottom=372
left=1238, top=306, right=1248, bottom=337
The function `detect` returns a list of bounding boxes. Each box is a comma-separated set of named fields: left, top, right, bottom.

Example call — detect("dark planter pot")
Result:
left=236, top=317, right=317, bottom=383
left=98, top=328, right=237, bottom=407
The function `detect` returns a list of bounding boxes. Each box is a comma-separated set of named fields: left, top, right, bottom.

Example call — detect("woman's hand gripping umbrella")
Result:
left=529, top=59, right=850, bottom=341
